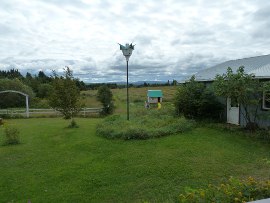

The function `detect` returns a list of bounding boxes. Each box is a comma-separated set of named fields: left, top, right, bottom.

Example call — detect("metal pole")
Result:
left=127, top=60, right=129, bottom=120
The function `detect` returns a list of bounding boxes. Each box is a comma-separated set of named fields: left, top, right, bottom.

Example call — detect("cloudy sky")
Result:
left=0, top=0, right=270, bottom=83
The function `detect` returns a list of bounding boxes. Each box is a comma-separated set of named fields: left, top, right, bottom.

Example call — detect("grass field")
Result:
left=0, top=118, right=270, bottom=202
left=81, top=86, right=177, bottom=113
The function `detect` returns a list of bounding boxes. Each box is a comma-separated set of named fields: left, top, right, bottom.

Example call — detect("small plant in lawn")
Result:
left=3, top=125, right=20, bottom=145
left=68, top=119, right=79, bottom=128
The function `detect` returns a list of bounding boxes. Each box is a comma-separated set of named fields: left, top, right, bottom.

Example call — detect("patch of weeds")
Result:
left=255, top=129, right=270, bottom=143
left=3, top=126, right=20, bottom=145
left=262, top=158, right=270, bottom=165
left=68, top=119, right=79, bottom=128
left=179, top=177, right=270, bottom=203
left=0, top=118, right=4, bottom=126
left=96, top=108, right=195, bottom=140
left=0, top=114, right=24, bottom=119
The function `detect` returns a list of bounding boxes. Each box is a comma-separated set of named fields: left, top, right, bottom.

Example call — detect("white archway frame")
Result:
left=0, top=90, right=29, bottom=118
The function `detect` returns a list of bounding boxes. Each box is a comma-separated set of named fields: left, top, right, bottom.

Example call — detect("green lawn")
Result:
left=0, top=118, right=270, bottom=202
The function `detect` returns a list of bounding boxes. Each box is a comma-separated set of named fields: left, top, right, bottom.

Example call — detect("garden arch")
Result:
left=0, top=90, right=29, bottom=118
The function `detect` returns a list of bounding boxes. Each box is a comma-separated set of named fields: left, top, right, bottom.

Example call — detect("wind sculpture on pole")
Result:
left=118, top=43, right=135, bottom=121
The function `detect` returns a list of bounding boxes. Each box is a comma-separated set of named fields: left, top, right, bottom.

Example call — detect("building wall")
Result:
left=148, top=97, right=162, bottom=103
left=240, top=104, right=270, bottom=128
left=205, top=82, right=270, bottom=127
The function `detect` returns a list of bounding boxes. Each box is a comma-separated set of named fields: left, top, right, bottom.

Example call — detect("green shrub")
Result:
left=68, top=119, right=79, bottom=128
left=174, top=76, right=224, bottom=120
left=3, top=126, right=20, bottom=145
left=30, top=98, right=50, bottom=108
left=96, top=85, right=114, bottom=115
left=0, top=114, right=24, bottom=119
left=179, top=177, right=270, bottom=203
left=133, top=98, right=144, bottom=103
left=96, top=108, right=195, bottom=140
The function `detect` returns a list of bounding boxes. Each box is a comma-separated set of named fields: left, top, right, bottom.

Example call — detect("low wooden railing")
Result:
left=0, top=108, right=103, bottom=117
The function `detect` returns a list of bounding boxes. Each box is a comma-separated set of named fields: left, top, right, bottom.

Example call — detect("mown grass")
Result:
left=0, top=118, right=270, bottom=202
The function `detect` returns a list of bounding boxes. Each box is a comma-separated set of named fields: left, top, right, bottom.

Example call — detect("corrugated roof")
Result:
left=194, top=54, right=270, bottom=81
left=147, top=90, right=163, bottom=97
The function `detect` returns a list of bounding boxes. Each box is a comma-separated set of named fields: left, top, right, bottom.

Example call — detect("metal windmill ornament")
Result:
left=118, top=43, right=135, bottom=62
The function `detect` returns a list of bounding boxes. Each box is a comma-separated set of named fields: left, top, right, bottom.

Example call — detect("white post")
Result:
left=26, top=95, right=29, bottom=118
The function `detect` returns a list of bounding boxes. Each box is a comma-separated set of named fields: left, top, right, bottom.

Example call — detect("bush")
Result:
left=96, top=107, right=195, bottom=140
left=96, top=85, right=114, bottom=115
left=3, top=126, right=20, bottom=145
left=0, top=114, right=24, bottom=119
left=174, top=76, right=224, bottom=120
left=30, top=98, right=50, bottom=108
left=179, top=177, right=270, bottom=203
left=68, top=119, right=79, bottom=128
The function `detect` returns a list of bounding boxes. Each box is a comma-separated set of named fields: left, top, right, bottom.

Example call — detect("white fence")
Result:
left=0, top=108, right=103, bottom=117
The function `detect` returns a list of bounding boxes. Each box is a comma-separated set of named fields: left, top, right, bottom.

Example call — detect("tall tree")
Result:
left=49, top=67, right=82, bottom=119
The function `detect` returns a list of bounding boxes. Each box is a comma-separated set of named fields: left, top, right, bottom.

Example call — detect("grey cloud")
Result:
left=251, top=6, right=270, bottom=40
left=0, top=23, right=17, bottom=36
left=186, top=29, right=213, bottom=37
left=171, top=39, right=180, bottom=46
left=253, top=6, right=270, bottom=21
left=252, top=25, right=270, bottom=39
left=180, top=36, right=217, bottom=45
left=45, top=0, right=87, bottom=8
left=133, top=35, right=154, bottom=46
left=1, top=0, right=270, bottom=83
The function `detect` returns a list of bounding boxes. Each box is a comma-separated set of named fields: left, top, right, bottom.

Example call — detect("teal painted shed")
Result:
left=147, top=90, right=163, bottom=103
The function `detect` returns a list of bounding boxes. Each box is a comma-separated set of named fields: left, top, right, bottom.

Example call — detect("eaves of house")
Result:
left=194, top=54, right=270, bottom=82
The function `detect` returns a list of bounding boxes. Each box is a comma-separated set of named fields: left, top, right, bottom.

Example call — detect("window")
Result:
left=230, top=97, right=239, bottom=107
left=263, top=91, right=270, bottom=110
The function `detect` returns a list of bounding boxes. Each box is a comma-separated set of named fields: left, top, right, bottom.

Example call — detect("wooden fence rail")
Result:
left=0, top=108, right=103, bottom=117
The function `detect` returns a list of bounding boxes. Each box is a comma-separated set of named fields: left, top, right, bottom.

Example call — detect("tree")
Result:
left=37, top=71, right=51, bottom=83
left=97, top=85, right=114, bottom=115
left=37, top=83, right=53, bottom=98
left=213, top=66, right=264, bottom=130
left=174, top=76, right=224, bottom=120
left=49, top=67, right=82, bottom=119
left=0, top=69, right=23, bottom=80
left=172, top=79, right=177, bottom=86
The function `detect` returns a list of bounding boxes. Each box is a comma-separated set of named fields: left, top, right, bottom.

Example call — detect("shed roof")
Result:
left=147, top=90, right=163, bottom=97
left=194, top=54, right=270, bottom=82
